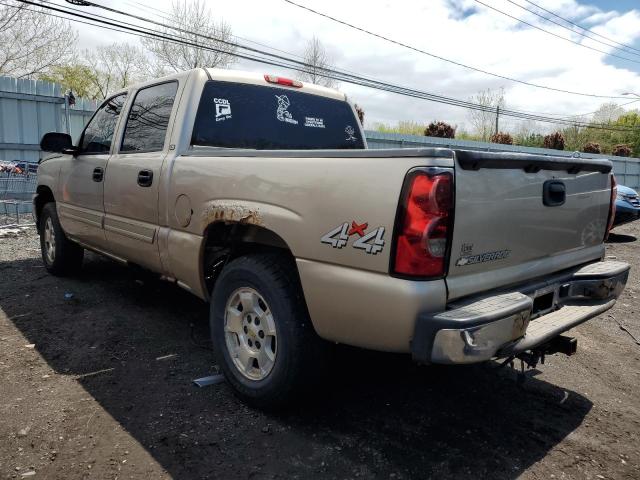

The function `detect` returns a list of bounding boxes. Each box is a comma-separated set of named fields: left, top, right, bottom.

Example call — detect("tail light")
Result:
left=604, top=174, right=617, bottom=241
left=392, top=168, right=454, bottom=278
left=264, top=75, right=303, bottom=88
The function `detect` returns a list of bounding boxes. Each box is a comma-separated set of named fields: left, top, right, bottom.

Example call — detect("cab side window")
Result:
left=79, top=94, right=127, bottom=154
left=120, top=81, right=178, bottom=153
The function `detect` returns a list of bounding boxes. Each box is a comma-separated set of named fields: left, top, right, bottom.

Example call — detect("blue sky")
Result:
left=583, top=0, right=640, bottom=71
left=589, top=0, right=637, bottom=11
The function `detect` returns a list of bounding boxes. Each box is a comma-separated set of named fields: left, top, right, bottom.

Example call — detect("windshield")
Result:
left=191, top=80, right=365, bottom=150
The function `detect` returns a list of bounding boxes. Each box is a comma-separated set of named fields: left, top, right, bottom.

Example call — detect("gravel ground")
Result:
left=0, top=223, right=639, bottom=479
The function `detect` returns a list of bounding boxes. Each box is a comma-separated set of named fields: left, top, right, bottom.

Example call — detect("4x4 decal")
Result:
left=321, top=221, right=385, bottom=255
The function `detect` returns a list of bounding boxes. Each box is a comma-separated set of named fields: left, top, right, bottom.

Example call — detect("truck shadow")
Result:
left=606, top=232, right=637, bottom=243
left=1, top=253, right=592, bottom=480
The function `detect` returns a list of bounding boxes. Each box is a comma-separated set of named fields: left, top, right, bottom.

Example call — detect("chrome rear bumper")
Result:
left=411, top=260, right=630, bottom=364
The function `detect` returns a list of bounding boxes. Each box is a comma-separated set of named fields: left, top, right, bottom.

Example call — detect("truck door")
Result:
left=103, top=81, right=179, bottom=272
left=57, top=94, right=127, bottom=250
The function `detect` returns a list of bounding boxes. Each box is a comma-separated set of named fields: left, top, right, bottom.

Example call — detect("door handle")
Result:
left=137, top=169, right=153, bottom=187
left=92, top=167, right=104, bottom=182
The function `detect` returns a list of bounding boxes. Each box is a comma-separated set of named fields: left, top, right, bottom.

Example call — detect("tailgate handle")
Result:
left=543, top=180, right=566, bottom=206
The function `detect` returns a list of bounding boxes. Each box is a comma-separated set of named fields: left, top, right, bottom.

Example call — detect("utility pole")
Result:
left=64, top=94, right=71, bottom=135
left=495, top=105, right=500, bottom=136
left=63, top=90, right=76, bottom=135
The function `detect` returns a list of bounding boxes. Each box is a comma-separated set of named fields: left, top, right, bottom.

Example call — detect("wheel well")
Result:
left=34, top=185, right=54, bottom=230
left=202, top=222, right=295, bottom=296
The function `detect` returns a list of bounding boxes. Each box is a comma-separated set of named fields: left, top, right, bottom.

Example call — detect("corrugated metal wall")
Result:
left=0, top=76, right=96, bottom=165
left=365, top=131, right=640, bottom=189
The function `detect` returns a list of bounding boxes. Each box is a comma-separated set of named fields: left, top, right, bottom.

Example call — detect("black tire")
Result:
left=39, top=202, right=84, bottom=276
left=210, top=253, right=325, bottom=409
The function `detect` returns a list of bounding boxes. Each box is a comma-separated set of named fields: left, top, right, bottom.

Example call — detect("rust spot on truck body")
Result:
left=202, top=203, right=264, bottom=228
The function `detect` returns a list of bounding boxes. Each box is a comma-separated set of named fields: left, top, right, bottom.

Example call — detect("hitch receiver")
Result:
left=511, top=336, right=579, bottom=385
left=541, top=335, right=578, bottom=356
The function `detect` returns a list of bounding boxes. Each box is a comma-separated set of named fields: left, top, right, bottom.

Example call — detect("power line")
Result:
left=117, top=0, right=592, bottom=120
left=46, top=0, right=640, bottom=129
left=521, top=0, right=640, bottom=56
left=505, top=0, right=640, bottom=59
left=473, top=0, right=640, bottom=66
left=120, top=0, right=568, bottom=124
left=26, top=1, right=640, bottom=130
left=514, top=98, right=640, bottom=119
left=0, top=1, right=160, bottom=43
left=121, top=0, right=314, bottom=64
left=282, top=0, right=631, bottom=99
left=113, top=0, right=640, bottom=123
left=9, top=0, right=639, bottom=132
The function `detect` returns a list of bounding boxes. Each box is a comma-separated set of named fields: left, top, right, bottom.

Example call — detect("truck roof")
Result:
left=205, top=68, right=347, bottom=101
left=104, top=68, right=347, bottom=103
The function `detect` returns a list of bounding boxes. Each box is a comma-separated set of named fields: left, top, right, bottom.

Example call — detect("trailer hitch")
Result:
left=499, top=335, right=578, bottom=384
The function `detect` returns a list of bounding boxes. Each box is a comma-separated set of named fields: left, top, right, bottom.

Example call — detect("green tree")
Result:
left=612, top=112, right=640, bottom=156
left=373, top=121, right=425, bottom=136
left=561, top=121, right=590, bottom=151
left=39, top=64, right=96, bottom=99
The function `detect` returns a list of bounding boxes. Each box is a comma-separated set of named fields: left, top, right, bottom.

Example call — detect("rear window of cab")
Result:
left=191, top=80, right=365, bottom=150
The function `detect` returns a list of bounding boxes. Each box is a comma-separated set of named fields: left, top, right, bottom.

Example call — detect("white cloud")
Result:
left=63, top=0, right=640, bottom=131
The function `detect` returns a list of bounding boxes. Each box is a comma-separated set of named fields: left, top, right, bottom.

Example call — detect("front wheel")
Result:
left=210, top=253, right=325, bottom=409
left=39, top=203, right=84, bottom=276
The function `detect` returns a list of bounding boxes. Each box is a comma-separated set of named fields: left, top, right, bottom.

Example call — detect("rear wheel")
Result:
left=210, top=253, right=325, bottom=409
left=223, top=286, right=278, bottom=381
left=39, top=203, right=84, bottom=275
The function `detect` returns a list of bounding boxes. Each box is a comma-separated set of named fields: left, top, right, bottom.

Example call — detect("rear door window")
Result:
left=121, top=81, right=178, bottom=153
left=191, top=81, right=364, bottom=150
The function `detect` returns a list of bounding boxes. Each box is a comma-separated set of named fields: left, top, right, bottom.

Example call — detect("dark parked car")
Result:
left=614, top=184, right=640, bottom=227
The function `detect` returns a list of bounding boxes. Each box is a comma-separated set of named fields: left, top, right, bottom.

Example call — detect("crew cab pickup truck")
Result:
left=36, top=68, right=629, bottom=408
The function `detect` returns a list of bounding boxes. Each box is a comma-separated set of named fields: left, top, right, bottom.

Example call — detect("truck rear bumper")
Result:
left=411, top=260, right=630, bottom=364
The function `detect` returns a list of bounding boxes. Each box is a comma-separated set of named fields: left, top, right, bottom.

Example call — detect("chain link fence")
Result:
left=0, top=172, right=37, bottom=227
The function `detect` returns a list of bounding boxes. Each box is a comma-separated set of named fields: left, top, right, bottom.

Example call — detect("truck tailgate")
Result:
left=446, top=150, right=613, bottom=300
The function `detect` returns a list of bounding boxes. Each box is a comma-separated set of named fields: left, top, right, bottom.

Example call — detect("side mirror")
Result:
left=40, top=132, right=76, bottom=154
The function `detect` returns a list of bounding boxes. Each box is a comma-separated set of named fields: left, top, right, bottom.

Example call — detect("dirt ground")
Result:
left=1, top=222, right=639, bottom=480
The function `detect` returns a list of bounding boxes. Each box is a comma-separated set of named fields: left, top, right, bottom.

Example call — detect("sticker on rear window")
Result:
left=214, top=98, right=232, bottom=122
left=275, top=94, right=298, bottom=124
left=345, top=125, right=357, bottom=141
left=304, top=116, right=325, bottom=128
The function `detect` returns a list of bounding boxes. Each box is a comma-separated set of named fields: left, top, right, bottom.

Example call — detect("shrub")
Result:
left=613, top=144, right=632, bottom=157
left=424, top=121, right=455, bottom=138
left=490, top=131, right=513, bottom=145
left=582, top=142, right=601, bottom=154
left=514, top=133, right=544, bottom=148
left=543, top=131, right=565, bottom=150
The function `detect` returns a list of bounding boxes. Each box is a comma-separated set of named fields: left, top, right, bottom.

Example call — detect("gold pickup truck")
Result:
left=36, top=68, right=629, bottom=408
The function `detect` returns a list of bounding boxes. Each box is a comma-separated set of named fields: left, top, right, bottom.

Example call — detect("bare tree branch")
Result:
left=141, top=0, right=236, bottom=73
left=0, top=1, right=77, bottom=78
left=84, top=43, right=151, bottom=99
left=296, top=36, right=338, bottom=89
left=467, top=88, right=506, bottom=141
